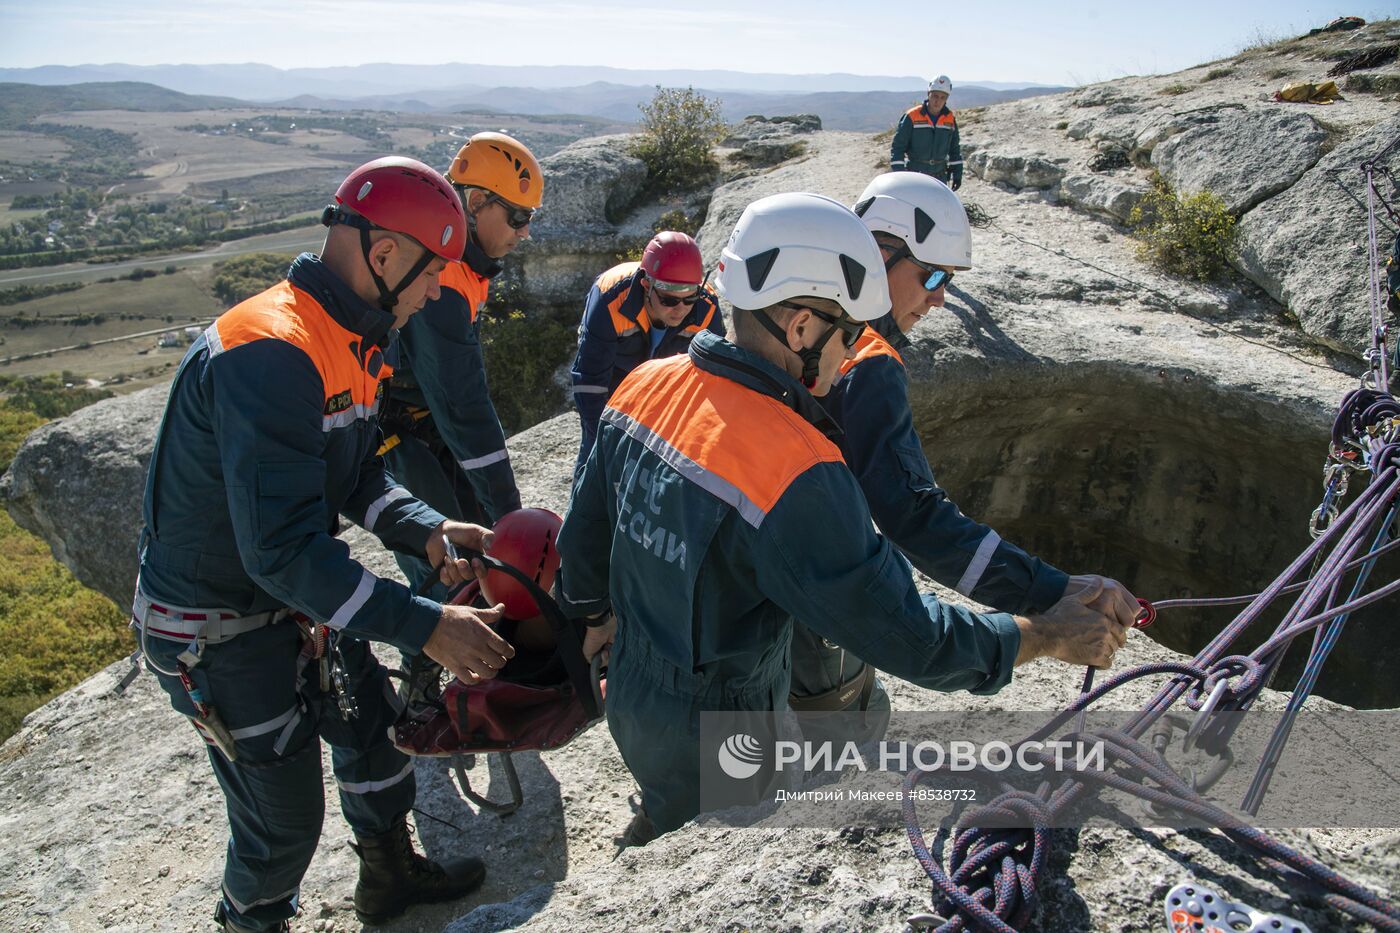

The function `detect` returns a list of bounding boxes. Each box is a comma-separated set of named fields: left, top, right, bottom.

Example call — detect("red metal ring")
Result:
left=1134, top=598, right=1156, bottom=629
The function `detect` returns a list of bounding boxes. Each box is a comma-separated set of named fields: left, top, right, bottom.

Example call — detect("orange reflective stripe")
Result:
left=839, top=329, right=905, bottom=376
left=438, top=260, right=490, bottom=322
left=606, top=356, right=842, bottom=525
left=936, top=112, right=957, bottom=129
left=212, top=281, right=387, bottom=416
left=907, top=106, right=933, bottom=126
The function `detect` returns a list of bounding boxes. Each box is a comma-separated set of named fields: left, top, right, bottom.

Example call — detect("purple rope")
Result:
left=904, top=400, right=1400, bottom=932
left=1149, top=535, right=1400, bottom=612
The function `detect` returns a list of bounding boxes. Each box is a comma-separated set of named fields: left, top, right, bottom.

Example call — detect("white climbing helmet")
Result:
left=853, top=172, right=973, bottom=270
left=715, top=192, right=891, bottom=322
left=929, top=76, right=953, bottom=96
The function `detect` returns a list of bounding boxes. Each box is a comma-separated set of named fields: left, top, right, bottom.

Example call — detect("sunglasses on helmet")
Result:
left=485, top=193, right=535, bottom=230
left=784, top=302, right=866, bottom=349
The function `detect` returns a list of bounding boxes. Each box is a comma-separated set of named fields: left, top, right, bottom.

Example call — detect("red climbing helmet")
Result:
left=479, top=508, right=563, bottom=620
left=329, top=157, right=466, bottom=261
left=639, top=231, right=704, bottom=290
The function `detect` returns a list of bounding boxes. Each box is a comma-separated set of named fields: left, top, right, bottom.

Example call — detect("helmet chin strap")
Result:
left=322, top=206, right=433, bottom=313
left=750, top=308, right=840, bottom=389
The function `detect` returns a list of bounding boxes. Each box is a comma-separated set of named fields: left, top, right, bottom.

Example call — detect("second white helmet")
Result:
left=929, top=75, right=953, bottom=95
left=715, top=192, right=891, bottom=322
left=853, top=172, right=972, bottom=270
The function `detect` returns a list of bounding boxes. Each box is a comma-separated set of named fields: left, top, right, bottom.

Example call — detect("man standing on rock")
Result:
left=380, top=132, right=543, bottom=600
left=132, top=157, right=515, bottom=933
left=788, top=171, right=1140, bottom=740
left=569, top=230, right=725, bottom=478
left=557, top=192, right=1129, bottom=845
left=891, top=76, right=964, bottom=190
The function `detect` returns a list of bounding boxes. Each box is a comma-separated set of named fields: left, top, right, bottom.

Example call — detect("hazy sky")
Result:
left=0, top=0, right=1391, bottom=85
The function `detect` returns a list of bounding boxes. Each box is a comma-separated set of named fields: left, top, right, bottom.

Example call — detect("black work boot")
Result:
left=211, top=901, right=289, bottom=933
left=349, top=813, right=486, bottom=923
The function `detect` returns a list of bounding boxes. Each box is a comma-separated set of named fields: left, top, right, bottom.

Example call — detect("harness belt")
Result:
left=131, top=589, right=287, bottom=644
left=788, top=662, right=876, bottom=713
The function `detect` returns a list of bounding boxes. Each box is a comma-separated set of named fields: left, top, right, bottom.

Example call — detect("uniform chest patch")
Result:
left=325, top=389, right=353, bottom=414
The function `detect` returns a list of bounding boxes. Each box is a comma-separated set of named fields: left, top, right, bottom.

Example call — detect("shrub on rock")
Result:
left=1129, top=173, right=1237, bottom=281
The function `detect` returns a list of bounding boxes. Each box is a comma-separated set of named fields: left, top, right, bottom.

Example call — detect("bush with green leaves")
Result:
left=1128, top=173, right=1237, bottom=281
left=630, top=86, right=726, bottom=196
left=212, top=252, right=296, bottom=306
left=654, top=208, right=701, bottom=237
left=0, top=376, right=125, bottom=741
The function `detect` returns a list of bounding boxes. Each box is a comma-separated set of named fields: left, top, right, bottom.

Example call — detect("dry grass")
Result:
left=0, top=269, right=220, bottom=382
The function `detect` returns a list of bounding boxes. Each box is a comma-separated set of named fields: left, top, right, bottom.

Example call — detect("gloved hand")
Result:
left=950, top=170, right=963, bottom=191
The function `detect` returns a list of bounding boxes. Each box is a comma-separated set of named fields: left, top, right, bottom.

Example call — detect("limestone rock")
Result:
left=1056, top=173, right=1147, bottom=222
left=1235, top=110, right=1400, bottom=355
left=503, top=134, right=654, bottom=309
left=722, top=113, right=822, bottom=147
left=1152, top=108, right=1328, bottom=213
left=0, top=385, right=164, bottom=607
left=967, top=149, right=1068, bottom=189
left=531, top=134, right=646, bottom=233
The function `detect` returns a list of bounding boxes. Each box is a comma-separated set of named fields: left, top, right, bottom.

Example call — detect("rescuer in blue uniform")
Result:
left=556, top=192, right=1130, bottom=845
left=570, top=230, right=725, bottom=478
left=787, top=172, right=1140, bottom=740
left=381, top=132, right=543, bottom=599
left=891, top=76, right=964, bottom=189
left=133, top=158, right=516, bottom=933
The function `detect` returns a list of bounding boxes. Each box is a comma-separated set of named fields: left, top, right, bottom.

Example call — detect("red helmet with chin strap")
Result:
left=328, top=157, right=465, bottom=260
left=322, top=157, right=466, bottom=312
left=639, top=231, right=704, bottom=290
left=479, top=508, right=564, bottom=620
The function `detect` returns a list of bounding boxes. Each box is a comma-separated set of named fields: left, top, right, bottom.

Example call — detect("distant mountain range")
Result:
left=0, top=63, right=1072, bottom=133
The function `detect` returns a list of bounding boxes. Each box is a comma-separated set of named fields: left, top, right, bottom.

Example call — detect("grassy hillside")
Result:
left=0, top=81, right=243, bottom=129
left=0, top=376, right=128, bottom=742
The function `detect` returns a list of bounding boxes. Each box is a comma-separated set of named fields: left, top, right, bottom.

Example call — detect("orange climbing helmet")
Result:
left=447, top=132, right=544, bottom=209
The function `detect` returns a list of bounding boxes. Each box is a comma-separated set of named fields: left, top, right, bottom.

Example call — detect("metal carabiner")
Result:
left=1183, top=678, right=1230, bottom=753
left=1308, top=503, right=1339, bottom=540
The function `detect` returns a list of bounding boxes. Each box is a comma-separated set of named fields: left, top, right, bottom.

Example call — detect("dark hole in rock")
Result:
left=911, top=365, right=1399, bottom=709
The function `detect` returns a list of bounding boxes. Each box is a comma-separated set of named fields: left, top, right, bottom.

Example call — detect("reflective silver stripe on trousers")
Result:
left=573, top=385, right=609, bottom=395
left=227, top=705, right=299, bottom=740
left=337, top=760, right=414, bottom=795
left=364, top=486, right=411, bottom=532
left=955, top=531, right=1002, bottom=597
left=223, top=883, right=300, bottom=915
left=458, top=449, right=509, bottom=470
left=328, top=569, right=375, bottom=630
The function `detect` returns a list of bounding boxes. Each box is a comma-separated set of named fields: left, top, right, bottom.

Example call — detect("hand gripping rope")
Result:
left=902, top=137, right=1400, bottom=933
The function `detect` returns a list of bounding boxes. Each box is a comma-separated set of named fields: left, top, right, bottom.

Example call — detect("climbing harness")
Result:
left=901, top=136, right=1400, bottom=933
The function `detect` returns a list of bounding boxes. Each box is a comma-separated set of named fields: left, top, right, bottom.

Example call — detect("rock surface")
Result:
left=503, top=133, right=659, bottom=309
left=5, top=20, right=1400, bottom=933
left=955, top=18, right=1400, bottom=355
left=1150, top=108, right=1328, bottom=214
left=966, top=149, right=1069, bottom=189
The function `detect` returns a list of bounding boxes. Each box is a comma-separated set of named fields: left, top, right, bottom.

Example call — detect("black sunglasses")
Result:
left=651, top=287, right=703, bottom=308
left=485, top=193, right=535, bottom=230
left=784, top=302, right=866, bottom=349
left=887, top=246, right=954, bottom=291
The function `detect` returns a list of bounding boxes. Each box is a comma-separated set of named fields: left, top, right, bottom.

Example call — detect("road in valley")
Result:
left=0, top=225, right=326, bottom=287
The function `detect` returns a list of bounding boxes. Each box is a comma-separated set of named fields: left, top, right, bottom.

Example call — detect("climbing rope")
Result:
left=903, top=137, right=1400, bottom=933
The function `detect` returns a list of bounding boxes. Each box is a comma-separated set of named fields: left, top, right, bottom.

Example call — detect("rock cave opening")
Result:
left=910, top=363, right=1400, bottom=709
